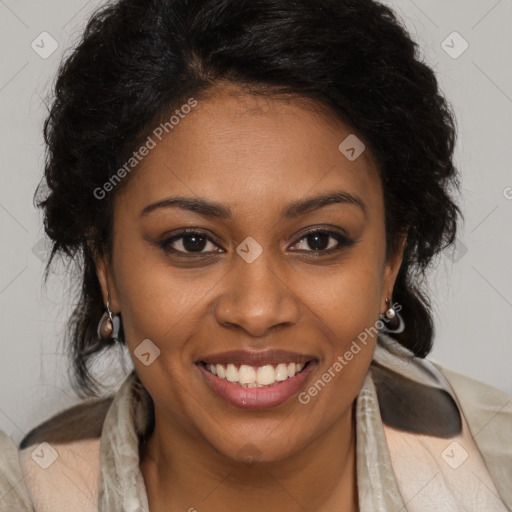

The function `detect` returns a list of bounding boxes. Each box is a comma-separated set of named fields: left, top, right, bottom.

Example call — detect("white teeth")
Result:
left=256, top=365, right=276, bottom=385
left=238, top=365, right=256, bottom=385
left=205, top=361, right=308, bottom=387
left=275, top=363, right=289, bottom=381
left=225, top=363, right=238, bottom=383
left=216, top=364, right=226, bottom=379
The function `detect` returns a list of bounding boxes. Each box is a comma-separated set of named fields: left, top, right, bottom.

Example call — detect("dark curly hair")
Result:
left=36, top=0, right=462, bottom=397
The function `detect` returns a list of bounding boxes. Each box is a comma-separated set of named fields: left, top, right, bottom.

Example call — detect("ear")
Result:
left=381, top=232, right=407, bottom=312
left=95, top=252, right=121, bottom=313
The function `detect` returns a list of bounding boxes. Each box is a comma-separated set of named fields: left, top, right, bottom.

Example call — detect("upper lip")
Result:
left=197, top=349, right=317, bottom=366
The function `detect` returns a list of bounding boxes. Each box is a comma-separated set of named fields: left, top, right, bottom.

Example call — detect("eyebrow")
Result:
left=140, top=191, right=367, bottom=220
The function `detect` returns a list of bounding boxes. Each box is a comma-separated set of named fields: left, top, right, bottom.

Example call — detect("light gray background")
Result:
left=1, top=0, right=511, bottom=445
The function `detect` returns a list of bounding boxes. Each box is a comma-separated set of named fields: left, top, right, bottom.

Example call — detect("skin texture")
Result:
left=96, top=85, right=406, bottom=512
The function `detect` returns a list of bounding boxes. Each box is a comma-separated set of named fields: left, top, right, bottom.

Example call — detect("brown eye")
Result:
left=289, top=229, right=355, bottom=254
left=158, top=230, right=223, bottom=255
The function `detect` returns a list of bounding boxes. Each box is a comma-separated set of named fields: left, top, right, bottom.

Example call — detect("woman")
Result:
left=1, top=0, right=511, bottom=510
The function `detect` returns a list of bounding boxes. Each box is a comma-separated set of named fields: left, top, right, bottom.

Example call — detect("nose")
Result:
left=214, top=253, right=300, bottom=338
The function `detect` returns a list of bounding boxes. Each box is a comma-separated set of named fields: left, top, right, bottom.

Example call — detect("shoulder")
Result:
left=433, top=362, right=512, bottom=506
left=19, top=396, right=114, bottom=449
left=0, top=430, right=32, bottom=510
left=17, top=396, right=114, bottom=512
left=432, top=362, right=512, bottom=445
left=432, top=362, right=512, bottom=440
left=432, top=362, right=512, bottom=418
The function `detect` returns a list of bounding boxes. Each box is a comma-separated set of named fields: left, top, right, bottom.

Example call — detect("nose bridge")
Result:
left=214, top=247, right=299, bottom=336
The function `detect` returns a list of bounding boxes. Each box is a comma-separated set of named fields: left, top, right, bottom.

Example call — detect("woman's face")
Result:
left=97, top=86, right=404, bottom=463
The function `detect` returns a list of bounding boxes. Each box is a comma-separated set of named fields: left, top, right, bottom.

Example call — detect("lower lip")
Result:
left=197, top=362, right=316, bottom=410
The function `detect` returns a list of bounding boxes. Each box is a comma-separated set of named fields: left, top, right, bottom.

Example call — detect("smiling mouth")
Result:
left=197, top=360, right=313, bottom=388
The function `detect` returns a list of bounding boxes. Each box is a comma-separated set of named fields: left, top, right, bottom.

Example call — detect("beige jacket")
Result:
left=2, top=333, right=511, bottom=511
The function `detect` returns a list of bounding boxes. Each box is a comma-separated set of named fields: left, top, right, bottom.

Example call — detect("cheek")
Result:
left=298, top=255, right=384, bottom=400
left=292, top=272, right=381, bottom=432
left=111, top=234, right=214, bottom=358
left=306, top=259, right=383, bottom=338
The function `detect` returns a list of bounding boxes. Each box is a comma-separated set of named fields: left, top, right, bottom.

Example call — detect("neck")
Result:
left=140, top=402, right=358, bottom=512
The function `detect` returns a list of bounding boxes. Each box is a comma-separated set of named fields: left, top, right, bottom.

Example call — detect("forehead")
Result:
left=115, top=88, right=383, bottom=219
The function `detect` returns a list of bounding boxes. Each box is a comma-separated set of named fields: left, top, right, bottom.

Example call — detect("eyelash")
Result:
left=157, top=226, right=356, bottom=257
